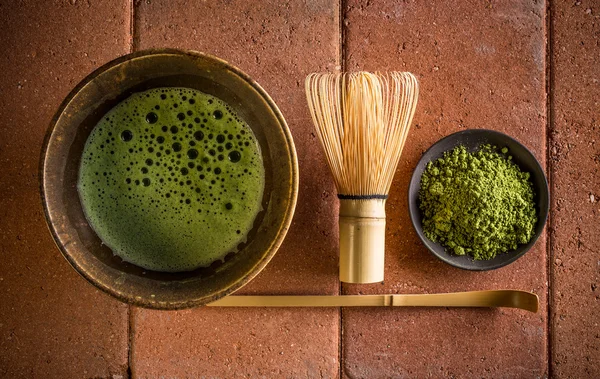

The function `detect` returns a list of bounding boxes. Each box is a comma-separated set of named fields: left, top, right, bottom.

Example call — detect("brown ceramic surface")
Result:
left=40, top=49, right=298, bottom=309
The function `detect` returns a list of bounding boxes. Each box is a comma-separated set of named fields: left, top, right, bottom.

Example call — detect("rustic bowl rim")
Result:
left=40, top=48, right=299, bottom=308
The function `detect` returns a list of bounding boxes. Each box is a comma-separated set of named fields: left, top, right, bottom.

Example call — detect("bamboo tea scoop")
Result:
left=208, top=290, right=538, bottom=313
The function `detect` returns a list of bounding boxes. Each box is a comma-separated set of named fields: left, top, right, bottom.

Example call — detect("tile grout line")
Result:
left=128, top=307, right=135, bottom=379
left=545, top=0, right=554, bottom=377
left=338, top=0, right=346, bottom=377
left=340, top=0, right=346, bottom=71
left=129, top=0, right=135, bottom=53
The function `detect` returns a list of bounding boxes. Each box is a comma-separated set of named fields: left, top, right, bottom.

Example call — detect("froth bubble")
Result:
left=187, top=149, right=199, bottom=159
left=146, top=112, right=158, bottom=124
left=121, top=130, right=133, bottom=142
left=228, top=151, right=241, bottom=163
left=213, top=110, right=223, bottom=120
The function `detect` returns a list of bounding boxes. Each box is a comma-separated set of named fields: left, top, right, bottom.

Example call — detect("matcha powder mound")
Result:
left=419, top=145, right=537, bottom=260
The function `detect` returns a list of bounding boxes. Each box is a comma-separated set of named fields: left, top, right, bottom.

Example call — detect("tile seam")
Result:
left=340, top=0, right=346, bottom=72
left=129, top=0, right=135, bottom=53
left=128, top=307, right=134, bottom=379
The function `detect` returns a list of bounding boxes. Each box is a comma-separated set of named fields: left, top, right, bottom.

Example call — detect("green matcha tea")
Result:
left=78, top=87, right=265, bottom=272
left=419, top=145, right=536, bottom=260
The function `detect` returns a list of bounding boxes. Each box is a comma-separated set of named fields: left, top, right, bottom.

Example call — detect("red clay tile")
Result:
left=342, top=1, right=548, bottom=377
left=549, top=1, right=600, bottom=376
left=131, top=307, right=339, bottom=378
left=0, top=1, right=130, bottom=377
left=131, top=1, right=341, bottom=376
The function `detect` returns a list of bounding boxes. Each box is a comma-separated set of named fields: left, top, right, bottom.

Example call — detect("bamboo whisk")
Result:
left=305, top=72, right=419, bottom=283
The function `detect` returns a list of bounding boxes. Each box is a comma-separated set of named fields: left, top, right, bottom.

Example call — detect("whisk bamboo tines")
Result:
left=305, top=72, right=419, bottom=283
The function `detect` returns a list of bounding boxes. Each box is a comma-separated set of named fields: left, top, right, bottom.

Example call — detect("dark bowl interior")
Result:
left=41, top=49, right=298, bottom=309
left=408, top=129, right=549, bottom=270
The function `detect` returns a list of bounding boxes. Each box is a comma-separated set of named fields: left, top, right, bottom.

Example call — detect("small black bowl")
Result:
left=408, top=129, right=549, bottom=270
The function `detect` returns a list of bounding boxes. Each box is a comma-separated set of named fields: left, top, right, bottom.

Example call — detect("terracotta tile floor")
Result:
left=0, top=1, right=598, bottom=378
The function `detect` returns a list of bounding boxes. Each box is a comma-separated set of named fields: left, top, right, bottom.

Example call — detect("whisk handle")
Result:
left=339, top=199, right=386, bottom=283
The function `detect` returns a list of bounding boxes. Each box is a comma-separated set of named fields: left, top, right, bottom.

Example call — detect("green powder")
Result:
left=78, top=87, right=264, bottom=272
left=419, top=145, right=537, bottom=260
